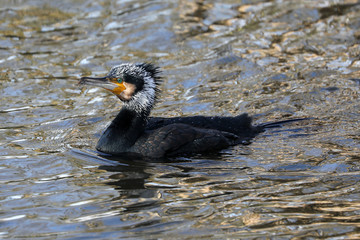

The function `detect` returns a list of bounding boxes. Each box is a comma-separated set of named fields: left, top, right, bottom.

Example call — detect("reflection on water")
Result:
left=1, top=0, right=360, bottom=238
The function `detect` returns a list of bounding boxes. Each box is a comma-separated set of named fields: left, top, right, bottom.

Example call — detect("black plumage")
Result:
left=79, top=63, right=300, bottom=158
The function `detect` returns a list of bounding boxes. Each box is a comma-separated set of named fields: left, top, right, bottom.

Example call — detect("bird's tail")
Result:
left=258, top=117, right=312, bottom=129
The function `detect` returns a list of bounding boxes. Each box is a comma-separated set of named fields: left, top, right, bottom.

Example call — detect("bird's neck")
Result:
left=96, top=77, right=157, bottom=154
left=113, top=105, right=150, bottom=132
left=96, top=106, right=150, bottom=153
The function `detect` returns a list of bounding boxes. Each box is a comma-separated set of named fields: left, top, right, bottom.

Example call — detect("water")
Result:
left=1, top=0, right=360, bottom=239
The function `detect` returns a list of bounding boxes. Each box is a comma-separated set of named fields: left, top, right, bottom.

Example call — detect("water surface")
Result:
left=1, top=0, right=360, bottom=239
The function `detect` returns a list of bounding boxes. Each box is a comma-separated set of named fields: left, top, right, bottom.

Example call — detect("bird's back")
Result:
left=131, top=123, right=240, bottom=158
left=147, top=113, right=260, bottom=138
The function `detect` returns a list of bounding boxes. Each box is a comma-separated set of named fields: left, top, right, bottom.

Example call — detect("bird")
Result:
left=79, top=63, right=304, bottom=158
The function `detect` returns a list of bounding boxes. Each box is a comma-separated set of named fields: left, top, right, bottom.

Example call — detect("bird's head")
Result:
left=80, top=63, right=161, bottom=113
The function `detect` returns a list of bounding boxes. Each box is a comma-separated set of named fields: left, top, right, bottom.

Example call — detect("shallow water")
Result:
left=1, top=0, right=360, bottom=239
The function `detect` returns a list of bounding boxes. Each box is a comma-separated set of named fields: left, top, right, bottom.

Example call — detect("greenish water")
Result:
left=1, top=0, right=360, bottom=239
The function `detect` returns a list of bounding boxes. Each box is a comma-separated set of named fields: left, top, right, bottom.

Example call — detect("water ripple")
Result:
left=1, top=0, right=360, bottom=239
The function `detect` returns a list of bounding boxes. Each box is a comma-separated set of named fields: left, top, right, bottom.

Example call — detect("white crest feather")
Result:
left=109, top=63, right=157, bottom=115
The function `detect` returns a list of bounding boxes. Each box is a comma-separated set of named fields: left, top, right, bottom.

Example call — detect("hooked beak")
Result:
left=79, top=76, right=126, bottom=96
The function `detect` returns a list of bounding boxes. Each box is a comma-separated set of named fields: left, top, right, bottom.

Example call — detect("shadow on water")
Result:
left=81, top=117, right=314, bottom=213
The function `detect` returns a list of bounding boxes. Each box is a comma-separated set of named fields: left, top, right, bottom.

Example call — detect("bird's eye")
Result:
left=117, top=78, right=123, bottom=83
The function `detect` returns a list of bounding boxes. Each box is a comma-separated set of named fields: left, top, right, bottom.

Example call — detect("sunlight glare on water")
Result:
left=0, top=0, right=360, bottom=239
